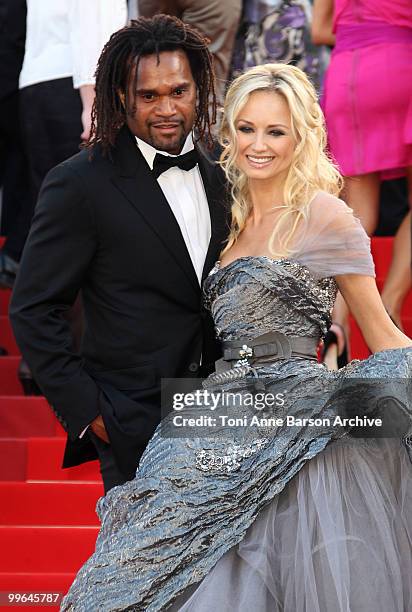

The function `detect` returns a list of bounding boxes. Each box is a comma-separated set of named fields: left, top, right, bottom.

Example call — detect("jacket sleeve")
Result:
left=10, top=161, right=101, bottom=439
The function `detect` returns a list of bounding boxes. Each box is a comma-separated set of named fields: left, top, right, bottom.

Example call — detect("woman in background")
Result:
left=313, top=0, right=412, bottom=368
left=231, top=0, right=330, bottom=92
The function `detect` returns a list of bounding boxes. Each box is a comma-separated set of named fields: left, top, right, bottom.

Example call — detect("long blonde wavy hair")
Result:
left=220, top=63, right=343, bottom=257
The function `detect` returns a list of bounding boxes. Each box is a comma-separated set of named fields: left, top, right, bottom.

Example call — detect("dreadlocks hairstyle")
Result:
left=87, top=14, right=217, bottom=156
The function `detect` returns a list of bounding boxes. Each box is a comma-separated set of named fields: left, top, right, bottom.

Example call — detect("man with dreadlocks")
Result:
left=10, top=15, right=228, bottom=493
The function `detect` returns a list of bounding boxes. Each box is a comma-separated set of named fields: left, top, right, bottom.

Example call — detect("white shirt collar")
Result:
left=135, top=133, right=195, bottom=171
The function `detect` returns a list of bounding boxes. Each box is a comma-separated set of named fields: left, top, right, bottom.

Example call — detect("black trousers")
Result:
left=4, top=77, right=82, bottom=260
left=0, top=91, right=31, bottom=260
left=88, top=431, right=136, bottom=494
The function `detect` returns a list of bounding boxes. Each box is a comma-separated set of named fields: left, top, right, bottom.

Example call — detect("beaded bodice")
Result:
left=203, top=256, right=337, bottom=342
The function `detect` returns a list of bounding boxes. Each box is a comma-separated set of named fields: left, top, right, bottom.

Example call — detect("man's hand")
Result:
left=90, top=415, right=110, bottom=443
left=81, top=107, right=93, bottom=142
left=79, top=84, right=95, bottom=142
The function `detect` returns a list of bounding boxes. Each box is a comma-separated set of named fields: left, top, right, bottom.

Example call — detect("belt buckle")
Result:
left=238, top=344, right=254, bottom=360
left=234, top=344, right=254, bottom=368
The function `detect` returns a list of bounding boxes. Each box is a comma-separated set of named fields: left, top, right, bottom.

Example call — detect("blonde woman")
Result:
left=62, top=64, right=412, bottom=612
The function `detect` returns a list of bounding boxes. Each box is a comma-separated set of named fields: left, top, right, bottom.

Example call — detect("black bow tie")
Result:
left=152, top=149, right=199, bottom=179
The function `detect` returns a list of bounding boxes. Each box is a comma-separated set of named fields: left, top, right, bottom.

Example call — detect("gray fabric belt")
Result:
left=216, top=331, right=318, bottom=373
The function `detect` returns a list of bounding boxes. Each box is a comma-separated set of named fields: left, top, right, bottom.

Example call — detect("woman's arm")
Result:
left=336, top=274, right=412, bottom=353
left=311, top=0, right=336, bottom=46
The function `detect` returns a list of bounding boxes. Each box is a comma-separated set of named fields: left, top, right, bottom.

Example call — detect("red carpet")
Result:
left=0, top=236, right=410, bottom=610
left=0, top=288, right=102, bottom=609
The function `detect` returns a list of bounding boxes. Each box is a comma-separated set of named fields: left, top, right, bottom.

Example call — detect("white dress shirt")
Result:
left=19, top=0, right=127, bottom=90
left=136, top=135, right=211, bottom=284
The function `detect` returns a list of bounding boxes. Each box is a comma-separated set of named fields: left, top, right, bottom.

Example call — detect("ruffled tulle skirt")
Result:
left=60, top=348, right=412, bottom=612
left=172, top=437, right=412, bottom=612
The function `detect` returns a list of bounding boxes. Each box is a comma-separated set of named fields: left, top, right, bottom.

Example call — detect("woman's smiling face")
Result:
left=234, top=90, right=296, bottom=184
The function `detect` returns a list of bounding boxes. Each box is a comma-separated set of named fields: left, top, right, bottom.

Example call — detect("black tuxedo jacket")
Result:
left=10, top=126, right=229, bottom=475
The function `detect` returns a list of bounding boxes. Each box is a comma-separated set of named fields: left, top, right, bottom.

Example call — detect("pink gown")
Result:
left=323, top=0, right=412, bottom=177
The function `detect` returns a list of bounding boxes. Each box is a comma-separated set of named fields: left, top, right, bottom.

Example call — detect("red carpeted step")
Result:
left=0, top=525, right=98, bottom=573
left=0, top=315, right=19, bottom=355
left=0, top=439, right=26, bottom=481
left=349, top=318, right=370, bottom=360
left=371, top=236, right=393, bottom=279
left=0, top=396, right=56, bottom=438
left=402, top=292, right=412, bottom=318
left=372, top=237, right=412, bottom=320
left=55, top=421, right=66, bottom=436
left=27, top=438, right=101, bottom=482
left=0, top=574, right=73, bottom=612
left=0, top=482, right=102, bottom=526
left=0, top=357, right=24, bottom=395
left=402, top=317, right=412, bottom=335
left=0, top=288, right=11, bottom=316
left=0, top=572, right=74, bottom=611
left=348, top=236, right=411, bottom=359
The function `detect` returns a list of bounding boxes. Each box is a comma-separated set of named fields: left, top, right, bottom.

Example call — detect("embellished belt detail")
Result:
left=203, top=331, right=318, bottom=394
left=204, top=332, right=319, bottom=386
left=220, top=331, right=318, bottom=369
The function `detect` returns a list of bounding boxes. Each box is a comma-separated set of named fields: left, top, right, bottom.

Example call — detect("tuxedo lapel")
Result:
left=197, top=149, right=229, bottom=283
left=111, top=127, right=200, bottom=294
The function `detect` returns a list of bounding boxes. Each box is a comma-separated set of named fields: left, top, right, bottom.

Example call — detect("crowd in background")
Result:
left=0, top=0, right=411, bottom=375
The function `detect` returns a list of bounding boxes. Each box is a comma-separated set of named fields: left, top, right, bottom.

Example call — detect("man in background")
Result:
left=0, top=0, right=127, bottom=290
left=0, top=0, right=29, bottom=292
left=138, top=0, right=242, bottom=107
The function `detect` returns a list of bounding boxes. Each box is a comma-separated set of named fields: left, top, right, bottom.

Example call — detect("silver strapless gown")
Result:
left=61, top=257, right=412, bottom=612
